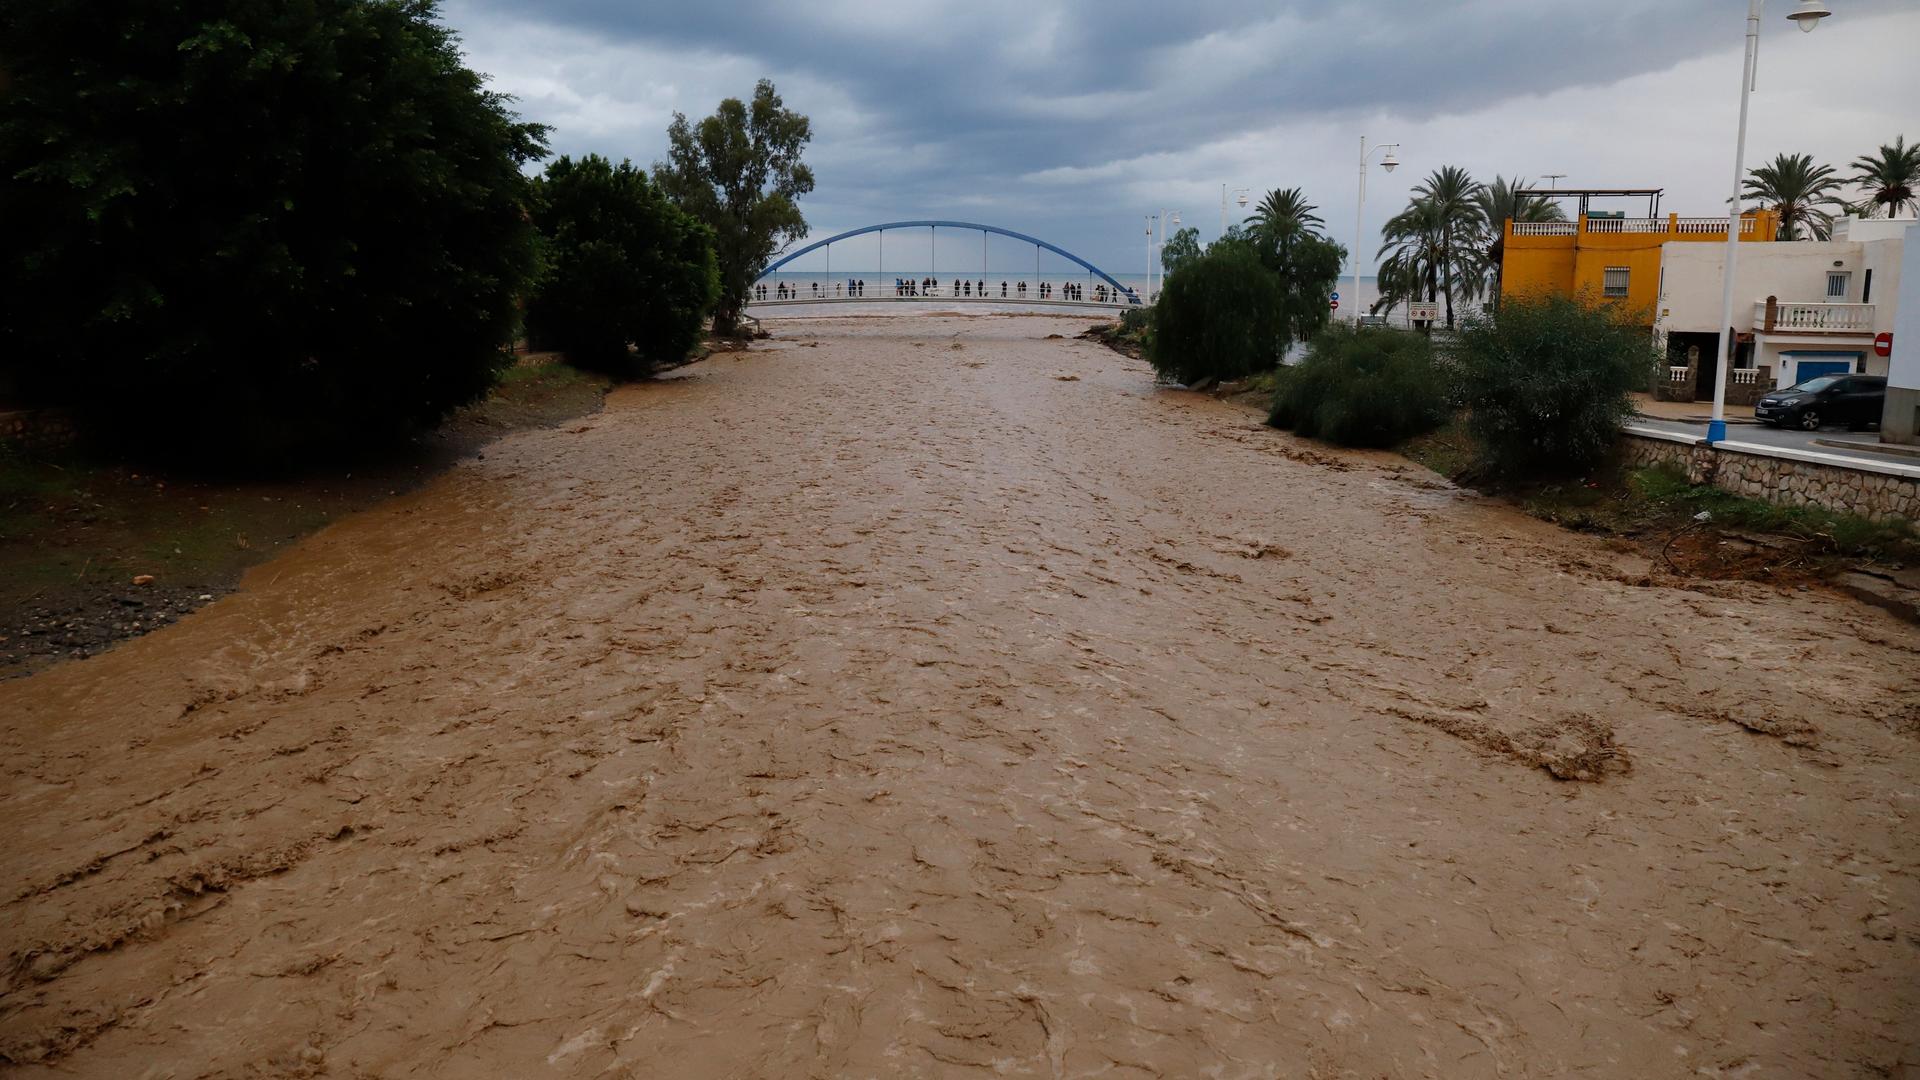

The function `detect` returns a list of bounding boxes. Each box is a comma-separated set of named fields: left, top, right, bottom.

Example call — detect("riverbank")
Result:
left=0, top=356, right=612, bottom=678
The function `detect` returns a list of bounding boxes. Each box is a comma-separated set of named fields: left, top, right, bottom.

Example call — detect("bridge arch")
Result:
left=759, top=220, right=1140, bottom=305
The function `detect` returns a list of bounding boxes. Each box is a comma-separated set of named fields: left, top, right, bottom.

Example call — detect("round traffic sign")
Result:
left=1875, top=331, right=1893, bottom=357
left=1330, top=291, right=1340, bottom=301
left=1330, top=299, right=1340, bottom=310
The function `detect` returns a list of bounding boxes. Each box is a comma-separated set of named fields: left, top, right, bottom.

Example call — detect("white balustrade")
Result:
left=1754, top=301, right=1875, bottom=332
left=1510, top=221, right=1576, bottom=236
left=1667, top=366, right=1690, bottom=382
left=1730, top=368, right=1759, bottom=385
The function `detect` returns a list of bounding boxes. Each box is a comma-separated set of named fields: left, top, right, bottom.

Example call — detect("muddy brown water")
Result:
left=2, top=316, right=1916, bottom=1077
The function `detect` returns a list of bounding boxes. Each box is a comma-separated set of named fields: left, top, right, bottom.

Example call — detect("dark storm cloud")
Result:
left=446, top=0, right=1915, bottom=270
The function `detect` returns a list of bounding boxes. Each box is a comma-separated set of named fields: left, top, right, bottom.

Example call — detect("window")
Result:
left=1827, top=270, right=1850, bottom=299
left=1602, top=267, right=1629, bottom=298
left=1862, top=269, right=1873, bottom=304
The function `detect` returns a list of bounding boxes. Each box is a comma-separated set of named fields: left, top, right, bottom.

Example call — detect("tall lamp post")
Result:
left=1222, top=186, right=1250, bottom=236
left=1707, top=0, right=1832, bottom=443
left=1152, top=209, right=1181, bottom=300
left=1145, top=215, right=1154, bottom=300
left=1352, top=136, right=1399, bottom=324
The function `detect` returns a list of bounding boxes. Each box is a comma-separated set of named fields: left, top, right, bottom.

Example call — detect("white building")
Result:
left=1655, top=215, right=1909, bottom=394
left=1886, top=222, right=1919, bottom=444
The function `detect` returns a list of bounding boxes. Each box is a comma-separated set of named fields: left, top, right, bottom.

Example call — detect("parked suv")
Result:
left=1754, top=374, right=1886, bottom=431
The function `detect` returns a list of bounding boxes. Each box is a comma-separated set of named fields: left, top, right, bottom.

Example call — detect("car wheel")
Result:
left=1797, top=410, right=1822, bottom=431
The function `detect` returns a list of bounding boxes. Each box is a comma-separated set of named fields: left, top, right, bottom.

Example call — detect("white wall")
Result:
left=1834, top=215, right=1920, bottom=243
left=1655, top=240, right=1886, bottom=334
left=1891, top=223, right=1920, bottom=392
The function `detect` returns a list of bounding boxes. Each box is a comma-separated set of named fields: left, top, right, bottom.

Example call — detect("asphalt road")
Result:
left=1629, top=414, right=1920, bottom=471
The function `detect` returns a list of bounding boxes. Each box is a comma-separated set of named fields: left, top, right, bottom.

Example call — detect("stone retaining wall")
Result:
left=0, top=409, right=76, bottom=451
left=1621, top=434, right=1919, bottom=524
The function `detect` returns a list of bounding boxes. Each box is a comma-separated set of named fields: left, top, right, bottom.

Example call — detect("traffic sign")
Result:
left=1875, top=331, right=1894, bottom=357
left=1330, top=299, right=1340, bottom=310
left=1330, top=291, right=1340, bottom=301
left=1408, top=301, right=1440, bottom=322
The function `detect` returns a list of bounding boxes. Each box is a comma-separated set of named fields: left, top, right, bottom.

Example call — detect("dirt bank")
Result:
left=0, top=358, right=609, bottom=678
left=1, top=316, right=1915, bottom=1076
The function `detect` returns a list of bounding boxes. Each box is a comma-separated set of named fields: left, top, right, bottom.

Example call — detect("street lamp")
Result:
left=1152, top=209, right=1181, bottom=299
left=1352, top=136, right=1399, bottom=325
left=1222, top=186, right=1250, bottom=235
left=1706, top=0, right=1831, bottom=443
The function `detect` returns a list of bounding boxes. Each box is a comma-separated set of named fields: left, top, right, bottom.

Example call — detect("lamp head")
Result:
left=1381, top=151, right=1399, bottom=174
left=1237, top=192, right=1249, bottom=207
left=1786, top=0, right=1831, bottom=32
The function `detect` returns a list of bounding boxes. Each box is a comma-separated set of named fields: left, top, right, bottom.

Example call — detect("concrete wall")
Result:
left=1885, top=223, right=1920, bottom=443
left=1621, top=433, right=1918, bottom=524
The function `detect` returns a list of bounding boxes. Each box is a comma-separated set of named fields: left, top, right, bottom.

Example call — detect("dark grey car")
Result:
left=1753, top=374, right=1886, bottom=431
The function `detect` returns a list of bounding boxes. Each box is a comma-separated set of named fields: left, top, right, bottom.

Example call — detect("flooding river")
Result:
left=2, top=316, right=1916, bottom=1077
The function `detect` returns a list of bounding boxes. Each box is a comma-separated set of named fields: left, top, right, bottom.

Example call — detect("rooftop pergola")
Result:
left=1513, top=187, right=1664, bottom=219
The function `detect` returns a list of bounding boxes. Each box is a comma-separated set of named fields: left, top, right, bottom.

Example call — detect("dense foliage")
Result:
left=1146, top=245, right=1288, bottom=385
left=1267, top=325, right=1448, bottom=447
left=1160, top=227, right=1202, bottom=276
left=1451, top=294, right=1653, bottom=477
left=527, top=155, right=718, bottom=376
left=653, top=80, right=813, bottom=335
left=0, top=0, right=547, bottom=458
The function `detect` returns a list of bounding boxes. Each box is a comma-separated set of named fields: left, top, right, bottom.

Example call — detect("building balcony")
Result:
left=1754, top=300, right=1875, bottom=334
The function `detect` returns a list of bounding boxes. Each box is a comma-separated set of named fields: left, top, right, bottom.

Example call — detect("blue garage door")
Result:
left=1792, top=359, right=1852, bottom=382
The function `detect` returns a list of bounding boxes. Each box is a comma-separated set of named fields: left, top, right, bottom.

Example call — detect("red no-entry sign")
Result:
left=1875, top=331, right=1894, bottom=357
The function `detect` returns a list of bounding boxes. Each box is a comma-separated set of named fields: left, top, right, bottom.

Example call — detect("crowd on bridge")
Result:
left=752, top=278, right=1133, bottom=304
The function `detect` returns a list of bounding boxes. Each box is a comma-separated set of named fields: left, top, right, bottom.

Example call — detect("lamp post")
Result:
left=1707, top=0, right=1832, bottom=443
left=1222, top=186, right=1250, bottom=236
left=1152, top=209, right=1181, bottom=300
left=1351, top=136, right=1399, bottom=325
left=1145, top=215, right=1154, bottom=299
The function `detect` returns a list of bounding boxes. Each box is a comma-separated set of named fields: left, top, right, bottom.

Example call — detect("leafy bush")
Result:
left=527, top=155, right=719, bottom=376
left=0, top=0, right=546, bottom=461
left=1147, top=245, right=1288, bottom=385
left=1451, top=294, right=1655, bottom=477
left=1267, top=325, right=1449, bottom=447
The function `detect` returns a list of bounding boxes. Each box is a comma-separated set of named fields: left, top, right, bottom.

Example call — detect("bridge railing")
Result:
left=747, top=279, right=1136, bottom=307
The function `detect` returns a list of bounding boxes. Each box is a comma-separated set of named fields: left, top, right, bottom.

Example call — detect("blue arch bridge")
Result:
left=750, top=220, right=1142, bottom=310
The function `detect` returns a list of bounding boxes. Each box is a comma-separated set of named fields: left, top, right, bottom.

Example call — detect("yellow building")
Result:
left=1500, top=195, right=1779, bottom=325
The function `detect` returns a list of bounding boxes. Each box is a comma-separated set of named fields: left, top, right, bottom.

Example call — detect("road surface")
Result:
left=2, top=316, right=1916, bottom=1077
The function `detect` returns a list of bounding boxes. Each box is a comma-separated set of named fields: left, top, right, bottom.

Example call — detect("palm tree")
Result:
left=1378, top=167, right=1486, bottom=328
left=1244, top=187, right=1325, bottom=246
left=1474, top=176, right=1565, bottom=306
left=1377, top=200, right=1447, bottom=326
left=1744, top=152, right=1846, bottom=240
left=1849, top=136, right=1920, bottom=218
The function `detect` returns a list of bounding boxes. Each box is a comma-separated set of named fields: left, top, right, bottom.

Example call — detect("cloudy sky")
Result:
left=443, top=0, right=1919, bottom=277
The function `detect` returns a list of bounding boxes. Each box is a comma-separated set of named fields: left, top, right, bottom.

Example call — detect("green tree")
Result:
left=0, top=0, right=547, bottom=459
left=1244, top=187, right=1324, bottom=248
left=1474, top=176, right=1565, bottom=306
left=1257, top=231, right=1346, bottom=346
left=1744, top=152, right=1846, bottom=240
left=1267, top=325, right=1448, bottom=448
left=1452, top=294, right=1655, bottom=477
left=1161, top=227, right=1202, bottom=276
left=1227, top=189, right=1343, bottom=344
left=1379, top=167, right=1486, bottom=329
left=527, top=155, right=718, bottom=376
left=1848, top=137, right=1919, bottom=219
left=1147, top=245, right=1288, bottom=386
left=653, top=80, right=814, bottom=335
